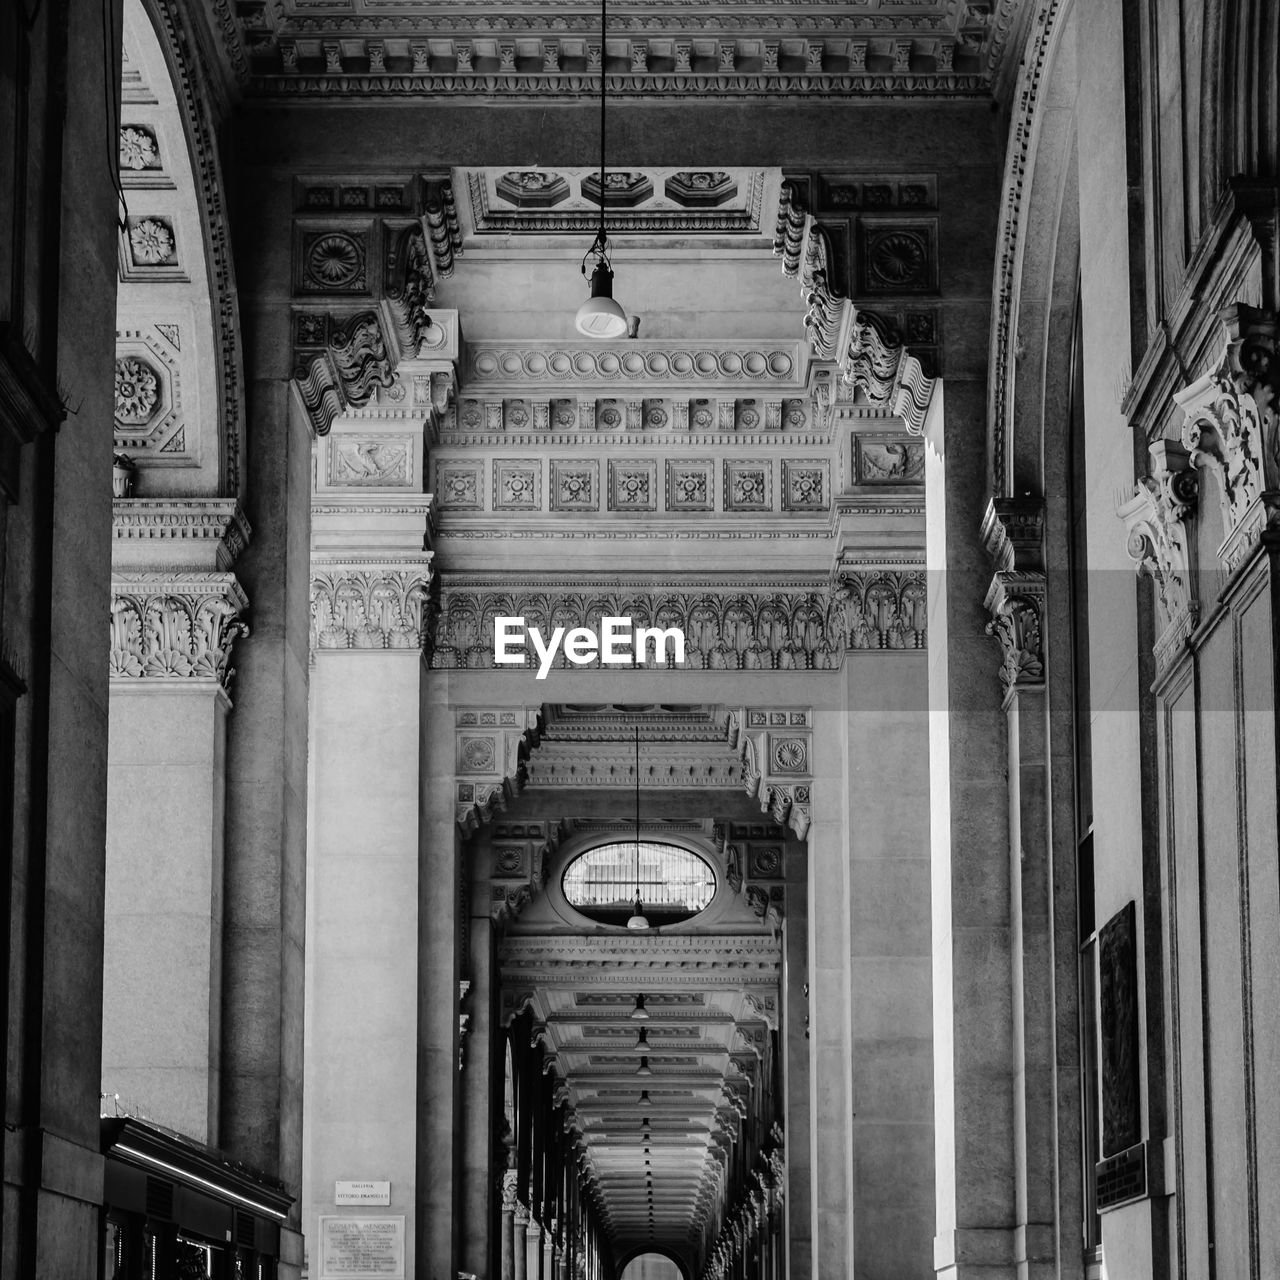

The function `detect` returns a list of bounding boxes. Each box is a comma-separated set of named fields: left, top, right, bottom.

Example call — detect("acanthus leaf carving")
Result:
left=1117, top=441, right=1198, bottom=669
left=309, top=561, right=433, bottom=650
left=110, top=573, right=249, bottom=688
left=982, top=496, right=1046, bottom=693
left=1176, top=303, right=1280, bottom=576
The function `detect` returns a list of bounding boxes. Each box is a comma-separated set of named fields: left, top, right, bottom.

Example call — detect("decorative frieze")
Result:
left=429, top=570, right=925, bottom=673
left=110, top=573, right=249, bottom=688
left=309, top=560, right=433, bottom=650
left=1117, top=441, right=1198, bottom=669
left=463, top=341, right=802, bottom=390
left=1175, top=303, right=1279, bottom=576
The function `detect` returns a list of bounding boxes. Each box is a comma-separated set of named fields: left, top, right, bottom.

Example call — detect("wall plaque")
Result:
left=319, top=1216, right=405, bottom=1279
left=335, top=1180, right=391, bottom=1205
left=1099, top=900, right=1141, bottom=1155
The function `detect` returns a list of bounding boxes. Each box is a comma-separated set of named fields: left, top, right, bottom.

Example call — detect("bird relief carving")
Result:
left=332, top=438, right=410, bottom=485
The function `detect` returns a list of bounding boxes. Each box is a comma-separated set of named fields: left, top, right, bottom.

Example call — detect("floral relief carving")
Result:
left=129, top=217, right=176, bottom=265
left=110, top=574, right=249, bottom=687
left=429, top=571, right=925, bottom=671
left=1176, top=303, right=1280, bottom=575
left=114, top=358, right=160, bottom=423
left=1118, top=442, right=1198, bottom=669
left=985, top=591, right=1044, bottom=690
left=304, top=231, right=366, bottom=291
left=118, top=126, right=159, bottom=170
left=867, top=230, right=928, bottom=287
left=309, top=565, right=432, bottom=649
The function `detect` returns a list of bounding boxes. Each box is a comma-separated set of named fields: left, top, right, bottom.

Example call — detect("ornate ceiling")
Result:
left=212, top=0, right=1025, bottom=97
left=489, top=705, right=790, bottom=1268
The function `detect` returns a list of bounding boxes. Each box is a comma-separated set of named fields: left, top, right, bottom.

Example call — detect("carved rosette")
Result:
left=110, top=573, right=249, bottom=688
left=454, top=705, right=545, bottom=833
left=1117, top=441, right=1198, bottom=669
left=725, top=707, right=812, bottom=841
left=982, top=497, right=1046, bottom=693
left=1176, top=303, right=1280, bottom=576
left=309, top=561, right=432, bottom=650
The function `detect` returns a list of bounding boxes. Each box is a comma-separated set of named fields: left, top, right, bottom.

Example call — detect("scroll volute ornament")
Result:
left=1176, top=303, right=1279, bottom=575
left=981, top=496, right=1046, bottom=692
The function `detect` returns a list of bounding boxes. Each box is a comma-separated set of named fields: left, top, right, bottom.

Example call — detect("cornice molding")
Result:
left=452, top=704, right=546, bottom=833
left=777, top=184, right=935, bottom=432
left=110, top=571, right=249, bottom=687
left=112, top=497, right=251, bottom=571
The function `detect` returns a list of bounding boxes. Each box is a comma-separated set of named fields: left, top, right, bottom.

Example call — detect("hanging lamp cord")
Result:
left=597, top=0, right=607, bottom=250
left=634, top=725, right=641, bottom=902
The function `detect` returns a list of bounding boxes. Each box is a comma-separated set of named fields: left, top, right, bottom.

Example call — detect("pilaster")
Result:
left=103, top=500, right=251, bottom=1146
left=304, top=401, right=435, bottom=1273
left=981, top=498, right=1061, bottom=1280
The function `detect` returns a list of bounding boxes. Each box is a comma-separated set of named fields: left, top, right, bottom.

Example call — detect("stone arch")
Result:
left=615, top=1243, right=693, bottom=1279
left=114, top=0, right=244, bottom=498
left=986, top=0, right=1080, bottom=499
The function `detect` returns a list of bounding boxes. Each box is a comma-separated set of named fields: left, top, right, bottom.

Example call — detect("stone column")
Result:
left=514, top=1202, right=529, bottom=1280
left=526, top=1218, right=542, bottom=1280
left=923, top=383, right=1021, bottom=1280
left=543, top=1217, right=556, bottom=1279
left=103, top=503, right=250, bottom=1144
left=981, top=499, right=1061, bottom=1280
left=305, top=418, right=434, bottom=1271
left=500, top=1170, right=518, bottom=1280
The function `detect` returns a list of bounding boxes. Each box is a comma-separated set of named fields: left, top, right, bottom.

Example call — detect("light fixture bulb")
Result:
left=633, top=1026, right=650, bottom=1053
left=638, top=1091, right=651, bottom=1109
left=630, top=993, right=649, bottom=1020
left=636, top=1055, right=652, bottom=1077
left=575, top=261, right=628, bottom=339
left=626, top=896, right=650, bottom=931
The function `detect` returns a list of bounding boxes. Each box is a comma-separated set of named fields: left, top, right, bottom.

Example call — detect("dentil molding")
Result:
left=112, top=498, right=251, bottom=572
left=110, top=572, right=249, bottom=688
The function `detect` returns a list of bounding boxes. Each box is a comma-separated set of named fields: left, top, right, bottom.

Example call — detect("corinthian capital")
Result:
left=981, top=497, right=1045, bottom=693
left=1176, top=303, right=1280, bottom=575
left=1118, top=441, right=1198, bottom=669
left=309, top=558, right=433, bottom=650
left=110, top=573, right=249, bottom=687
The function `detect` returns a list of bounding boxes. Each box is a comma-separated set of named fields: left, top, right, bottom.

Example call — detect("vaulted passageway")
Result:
left=476, top=705, right=796, bottom=1277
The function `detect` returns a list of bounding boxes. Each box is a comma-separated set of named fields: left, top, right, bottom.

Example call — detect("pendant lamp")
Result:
left=575, top=0, right=629, bottom=338
left=626, top=726, right=649, bottom=929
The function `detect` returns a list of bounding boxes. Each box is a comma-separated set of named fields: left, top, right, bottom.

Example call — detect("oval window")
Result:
left=563, top=841, right=716, bottom=927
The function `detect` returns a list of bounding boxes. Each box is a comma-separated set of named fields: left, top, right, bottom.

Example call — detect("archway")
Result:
left=619, top=1249, right=688, bottom=1280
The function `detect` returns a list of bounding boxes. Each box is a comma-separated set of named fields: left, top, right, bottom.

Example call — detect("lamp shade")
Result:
left=575, top=262, right=628, bottom=338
